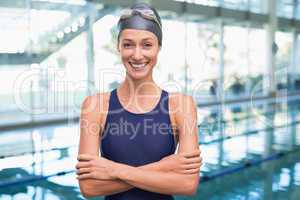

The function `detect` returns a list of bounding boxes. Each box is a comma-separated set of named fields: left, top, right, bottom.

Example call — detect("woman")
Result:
left=76, top=3, right=201, bottom=200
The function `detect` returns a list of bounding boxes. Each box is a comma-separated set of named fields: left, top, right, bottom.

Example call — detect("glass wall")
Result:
left=277, top=0, right=295, bottom=18
left=223, top=24, right=249, bottom=99
left=154, top=19, right=187, bottom=93
left=178, top=0, right=300, bottom=17
left=0, top=0, right=299, bottom=126
left=0, top=1, right=33, bottom=125
left=0, top=1, right=91, bottom=125
left=188, top=22, right=220, bottom=102
left=275, top=31, right=293, bottom=92
left=297, top=0, right=300, bottom=19
left=37, top=33, right=88, bottom=120
left=93, top=14, right=122, bottom=92
left=294, top=33, right=300, bottom=90
left=289, top=32, right=300, bottom=91
left=176, top=0, right=267, bottom=13
left=249, top=0, right=267, bottom=13
left=247, top=27, right=268, bottom=97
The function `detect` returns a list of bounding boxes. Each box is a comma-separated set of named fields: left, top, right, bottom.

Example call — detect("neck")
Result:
left=119, top=75, right=160, bottom=96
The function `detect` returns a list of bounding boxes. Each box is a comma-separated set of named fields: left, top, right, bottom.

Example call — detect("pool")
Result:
left=1, top=100, right=300, bottom=200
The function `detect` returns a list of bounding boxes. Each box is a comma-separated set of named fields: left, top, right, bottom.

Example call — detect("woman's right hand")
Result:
left=159, top=149, right=202, bottom=174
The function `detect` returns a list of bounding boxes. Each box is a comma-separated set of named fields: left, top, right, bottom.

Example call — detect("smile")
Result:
left=129, top=62, right=148, bottom=71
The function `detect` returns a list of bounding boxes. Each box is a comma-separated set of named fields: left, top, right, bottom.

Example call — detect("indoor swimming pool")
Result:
left=1, top=0, right=300, bottom=199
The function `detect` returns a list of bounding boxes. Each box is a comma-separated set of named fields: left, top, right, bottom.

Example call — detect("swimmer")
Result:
left=76, top=3, right=202, bottom=200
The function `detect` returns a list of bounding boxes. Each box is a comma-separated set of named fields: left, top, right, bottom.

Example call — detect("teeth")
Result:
left=131, top=63, right=146, bottom=69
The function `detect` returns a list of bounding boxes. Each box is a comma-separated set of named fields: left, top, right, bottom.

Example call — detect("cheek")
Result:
left=143, top=48, right=158, bottom=57
left=147, top=50, right=159, bottom=62
left=120, top=50, right=132, bottom=60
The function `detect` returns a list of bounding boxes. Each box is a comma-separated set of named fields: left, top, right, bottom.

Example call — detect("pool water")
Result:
left=1, top=101, right=300, bottom=200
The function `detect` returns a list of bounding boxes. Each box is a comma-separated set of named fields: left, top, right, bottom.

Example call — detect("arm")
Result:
left=78, top=94, right=132, bottom=197
left=77, top=150, right=201, bottom=197
left=79, top=161, right=163, bottom=197
left=112, top=95, right=200, bottom=195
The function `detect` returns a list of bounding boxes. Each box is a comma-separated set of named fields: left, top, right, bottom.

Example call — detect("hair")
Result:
left=117, top=3, right=162, bottom=46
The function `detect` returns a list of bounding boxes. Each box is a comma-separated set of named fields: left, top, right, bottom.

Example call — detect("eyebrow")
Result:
left=142, top=37, right=155, bottom=41
left=122, top=38, right=154, bottom=42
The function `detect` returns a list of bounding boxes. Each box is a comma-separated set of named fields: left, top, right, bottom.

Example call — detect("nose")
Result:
left=132, top=46, right=143, bottom=60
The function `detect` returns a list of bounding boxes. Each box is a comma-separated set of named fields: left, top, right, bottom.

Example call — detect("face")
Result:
left=118, top=29, right=160, bottom=81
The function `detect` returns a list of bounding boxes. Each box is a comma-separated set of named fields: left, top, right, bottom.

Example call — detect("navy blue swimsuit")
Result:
left=100, top=88, right=176, bottom=200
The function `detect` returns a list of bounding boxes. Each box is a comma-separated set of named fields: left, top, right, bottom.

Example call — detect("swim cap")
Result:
left=117, top=3, right=162, bottom=46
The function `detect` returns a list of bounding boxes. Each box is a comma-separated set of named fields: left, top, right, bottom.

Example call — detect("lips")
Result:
left=129, top=62, right=149, bottom=71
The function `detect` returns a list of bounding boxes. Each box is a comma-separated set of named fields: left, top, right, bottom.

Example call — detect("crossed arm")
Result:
left=76, top=94, right=201, bottom=198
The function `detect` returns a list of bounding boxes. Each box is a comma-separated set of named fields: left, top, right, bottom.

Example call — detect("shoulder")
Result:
left=81, top=92, right=110, bottom=111
left=168, top=92, right=197, bottom=112
left=168, top=92, right=197, bottom=125
left=80, top=92, right=111, bottom=123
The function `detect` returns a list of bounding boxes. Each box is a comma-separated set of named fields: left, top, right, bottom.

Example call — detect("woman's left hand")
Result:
left=76, top=154, right=119, bottom=180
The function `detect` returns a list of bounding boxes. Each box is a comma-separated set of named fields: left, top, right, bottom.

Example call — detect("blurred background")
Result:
left=0, top=0, right=300, bottom=199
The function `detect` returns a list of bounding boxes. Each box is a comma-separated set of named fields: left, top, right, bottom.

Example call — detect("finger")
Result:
left=77, top=154, right=96, bottom=161
left=77, top=173, right=93, bottom=180
left=183, top=163, right=202, bottom=170
left=184, top=156, right=202, bottom=164
left=182, top=150, right=201, bottom=158
left=76, top=161, right=91, bottom=169
left=76, top=167, right=92, bottom=175
left=183, top=168, right=200, bottom=174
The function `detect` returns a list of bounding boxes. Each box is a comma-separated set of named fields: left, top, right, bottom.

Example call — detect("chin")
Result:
left=126, top=72, right=150, bottom=81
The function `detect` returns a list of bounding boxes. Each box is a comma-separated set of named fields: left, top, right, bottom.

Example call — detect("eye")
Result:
left=143, top=43, right=153, bottom=48
left=123, top=43, right=133, bottom=48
